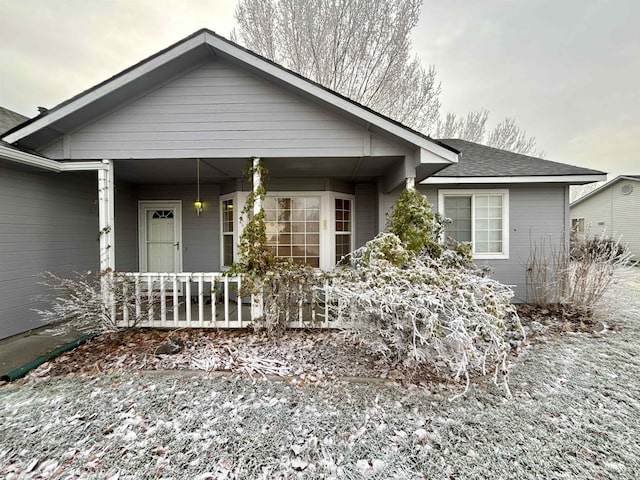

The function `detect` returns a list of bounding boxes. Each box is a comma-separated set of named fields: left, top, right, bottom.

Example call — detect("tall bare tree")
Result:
left=436, top=108, right=544, bottom=156
left=233, top=0, right=543, bottom=156
left=232, top=0, right=441, bottom=133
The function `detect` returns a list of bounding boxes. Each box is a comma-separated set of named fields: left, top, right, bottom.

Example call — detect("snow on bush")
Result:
left=527, top=231, right=633, bottom=315
left=328, top=234, right=523, bottom=396
left=327, top=188, right=524, bottom=396
left=35, top=270, right=159, bottom=334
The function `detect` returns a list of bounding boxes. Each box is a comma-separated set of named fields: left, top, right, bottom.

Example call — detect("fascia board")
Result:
left=0, top=144, right=63, bottom=172
left=0, top=145, right=106, bottom=172
left=3, top=35, right=206, bottom=144
left=421, top=174, right=607, bottom=185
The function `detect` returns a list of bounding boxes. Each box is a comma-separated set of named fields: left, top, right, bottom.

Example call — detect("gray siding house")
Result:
left=0, top=29, right=605, bottom=339
left=570, top=175, right=640, bottom=260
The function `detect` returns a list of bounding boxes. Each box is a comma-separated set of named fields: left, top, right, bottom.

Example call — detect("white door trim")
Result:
left=138, top=200, right=183, bottom=273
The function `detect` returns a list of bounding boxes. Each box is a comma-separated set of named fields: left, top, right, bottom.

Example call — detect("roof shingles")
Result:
left=434, top=139, right=604, bottom=177
left=0, top=107, right=28, bottom=135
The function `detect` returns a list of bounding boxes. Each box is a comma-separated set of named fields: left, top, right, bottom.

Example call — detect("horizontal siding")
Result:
left=611, top=180, right=640, bottom=259
left=42, top=60, right=409, bottom=160
left=380, top=185, right=568, bottom=302
left=572, top=179, right=640, bottom=259
left=136, top=184, right=221, bottom=272
left=115, top=182, right=138, bottom=272
left=355, top=183, right=376, bottom=248
left=0, top=166, right=98, bottom=339
left=571, top=189, right=613, bottom=234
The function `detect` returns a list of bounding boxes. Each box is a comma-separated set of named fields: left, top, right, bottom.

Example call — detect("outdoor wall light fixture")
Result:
left=195, top=159, right=203, bottom=217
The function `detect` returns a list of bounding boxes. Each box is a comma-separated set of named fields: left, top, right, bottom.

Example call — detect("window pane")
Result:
left=265, top=196, right=321, bottom=267
left=443, top=195, right=472, bottom=243
left=223, top=235, right=234, bottom=267
left=222, top=200, right=234, bottom=233
left=334, top=198, right=352, bottom=262
left=474, top=194, right=503, bottom=254
left=335, top=234, right=351, bottom=263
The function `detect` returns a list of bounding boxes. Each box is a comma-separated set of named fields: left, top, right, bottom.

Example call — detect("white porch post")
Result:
left=98, top=159, right=116, bottom=322
left=406, top=176, right=416, bottom=190
left=250, top=156, right=264, bottom=322
left=252, top=156, right=262, bottom=215
left=97, top=159, right=116, bottom=272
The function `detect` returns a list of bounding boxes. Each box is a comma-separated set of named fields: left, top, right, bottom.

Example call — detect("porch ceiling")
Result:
left=114, top=156, right=401, bottom=184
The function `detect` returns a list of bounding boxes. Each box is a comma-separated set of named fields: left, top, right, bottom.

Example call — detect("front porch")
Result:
left=117, top=272, right=338, bottom=329
left=99, top=155, right=410, bottom=327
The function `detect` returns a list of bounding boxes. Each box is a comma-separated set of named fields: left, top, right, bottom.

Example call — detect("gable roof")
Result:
left=420, top=138, right=606, bottom=184
left=571, top=175, right=640, bottom=207
left=0, top=107, right=28, bottom=135
left=1, top=28, right=457, bottom=165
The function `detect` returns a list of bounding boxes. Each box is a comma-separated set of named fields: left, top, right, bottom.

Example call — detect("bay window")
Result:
left=221, top=191, right=354, bottom=270
left=439, top=189, right=509, bottom=259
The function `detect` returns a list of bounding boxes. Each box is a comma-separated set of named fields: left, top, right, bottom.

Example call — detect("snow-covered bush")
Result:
left=35, top=270, right=159, bottom=335
left=328, top=188, right=524, bottom=396
left=527, top=232, right=632, bottom=315
left=230, top=161, right=317, bottom=337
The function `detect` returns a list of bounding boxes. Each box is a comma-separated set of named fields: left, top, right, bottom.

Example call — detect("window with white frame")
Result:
left=264, top=196, right=321, bottom=268
left=571, top=218, right=585, bottom=234
left=221, top=191, right=353, bottom=270
left=335, top=198, right=352, bottom=263
left=221, top=198, right=234, bottom=267
left=439, top=189, right=509, bottom=259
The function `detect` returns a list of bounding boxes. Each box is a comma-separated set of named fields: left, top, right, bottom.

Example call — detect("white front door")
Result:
left=139, top=201, right=182, bottom=273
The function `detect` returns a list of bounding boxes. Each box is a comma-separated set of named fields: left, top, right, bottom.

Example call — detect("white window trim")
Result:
left=219, top=194, right=235, bottom=269
left=438, top=189, right=509, bottom=260
left=330, top=192, right=355, bottom=266
left=571, top=217, right=585, bottom=234
left=222, top=191, right=355, bottom=271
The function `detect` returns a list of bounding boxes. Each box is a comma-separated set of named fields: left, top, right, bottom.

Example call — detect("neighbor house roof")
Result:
left=1, top=28, right=457, bottom=166
left=571, top=175, right=640, bottom=207
left=420, top=138, right=606, bottom=184
left=0, top=106, right=28, bottom=135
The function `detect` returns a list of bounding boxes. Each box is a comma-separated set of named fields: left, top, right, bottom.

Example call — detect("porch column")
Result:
left=98, top=159, right=115, bottom=272
left=252, top=156, right=262, bottom=215
left=250, top=156, right=264, bottom=322
left=406, top=177, right=416, bottom=190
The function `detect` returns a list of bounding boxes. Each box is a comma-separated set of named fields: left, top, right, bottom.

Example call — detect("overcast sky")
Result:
left=1, top=0, right=638, bottom=182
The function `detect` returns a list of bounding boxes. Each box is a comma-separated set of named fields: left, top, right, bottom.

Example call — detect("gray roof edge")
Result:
left=435, top=138, right=606, bottom=177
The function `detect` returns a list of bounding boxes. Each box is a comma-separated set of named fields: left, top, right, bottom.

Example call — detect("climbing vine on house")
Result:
left=230, top=160, right=317, bottom=337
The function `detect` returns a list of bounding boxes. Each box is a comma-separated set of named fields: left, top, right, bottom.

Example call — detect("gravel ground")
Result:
left=1, top=273, right=639, bottom=479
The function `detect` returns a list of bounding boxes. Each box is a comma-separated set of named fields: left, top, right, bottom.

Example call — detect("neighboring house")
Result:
left=570, top=175, right=640, bottom=260
left=0, top=106, right=28, bottom=133
left=0, top=29, right=605, bottom=339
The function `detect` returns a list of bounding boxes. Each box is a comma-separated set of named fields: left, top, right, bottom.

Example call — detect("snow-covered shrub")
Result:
left=326, top=189, right=525, bottom=395
left=35, top=270, right=159, bottom=334
left=230, top=161, right=318, bottom=337
left=328, top=232, right=523, bottom=396
left=527, top=232, right=632, bottom=315
left=386, top=187, right=446, bottom=257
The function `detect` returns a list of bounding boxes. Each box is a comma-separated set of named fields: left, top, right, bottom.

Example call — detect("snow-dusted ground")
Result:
left=1, top=273, right=639, bottom=479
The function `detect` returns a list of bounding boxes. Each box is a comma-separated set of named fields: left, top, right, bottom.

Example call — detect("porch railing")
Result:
left=117, top=272, right=337, bottom=329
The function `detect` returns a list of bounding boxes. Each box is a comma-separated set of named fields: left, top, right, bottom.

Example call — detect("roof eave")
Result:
left=421, top=174, right=607, bottom=185
left=2, top=29, right=457, bottom=165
